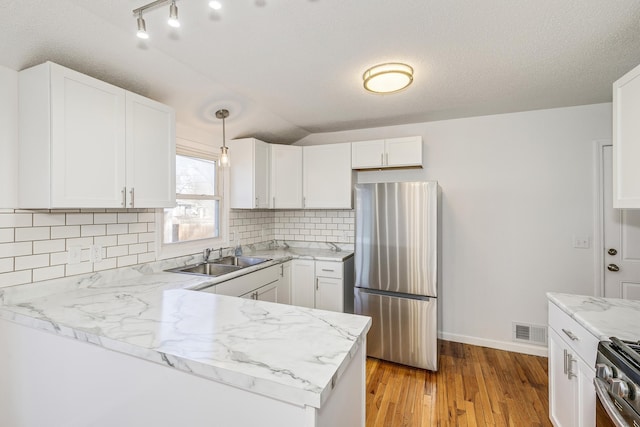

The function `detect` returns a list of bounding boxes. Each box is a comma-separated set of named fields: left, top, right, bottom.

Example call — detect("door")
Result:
left=50, top=63, right=126, bottom=208
left=270, top=145, right=302, bottom=208
left=602, top=145, right=640, bottom=300
left=126, top=92, right=176, bottom=208
left=316, top=276, right=343, bottom=312
left=355, top=182, right=438, bottom=297
left=354, top=288, right=437, bottom=371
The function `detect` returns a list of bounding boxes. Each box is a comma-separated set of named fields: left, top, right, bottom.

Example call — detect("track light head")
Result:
left=168, top=1, right=180, bottom=28
left=136, top=13, right=149, bottom=39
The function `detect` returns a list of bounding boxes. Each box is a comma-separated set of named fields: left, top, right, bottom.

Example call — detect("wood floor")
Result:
left=365, top=340, right=552, bottom=427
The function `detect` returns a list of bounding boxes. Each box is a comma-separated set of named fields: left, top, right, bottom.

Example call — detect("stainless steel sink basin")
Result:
left=166, top=256, right=271, bottom=277
left=210, top=256, right=270, bottom=268
left=169, top=263, right=242, bottom=277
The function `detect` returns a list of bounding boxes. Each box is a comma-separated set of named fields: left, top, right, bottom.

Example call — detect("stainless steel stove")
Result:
left=595, top=337, right=640, bottom=427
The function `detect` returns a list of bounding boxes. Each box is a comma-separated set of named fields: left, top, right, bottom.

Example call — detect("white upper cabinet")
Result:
left=351, top=136, right=423, bottom=169
left=229, top=138, right=270, bottom=209
left=613, top=63, right=640, bottom=208
left=125, top=92, right=175, bottom=208
left=302, top=143, right=352, bottom=209
left=18, top=62, right=175, bottom=209
left=270, top=144, right=303, bottom=209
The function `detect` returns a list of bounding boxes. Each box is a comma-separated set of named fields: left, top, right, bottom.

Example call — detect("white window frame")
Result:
left=155, top=137, right=229, bottom=260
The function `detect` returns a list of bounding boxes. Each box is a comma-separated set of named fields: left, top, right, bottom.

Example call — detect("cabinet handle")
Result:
left=567, top=353, right=577, bottom=379
left=316, top=277, right=319, bottom=290
left=303, top=197, right=306, bottom=208
left=563, top=349, right=568, bottom=374
left=121, top=187, right=126, bottom=207
left=255, top=197, right=258, bottom=208
left=129, top=188, right=135, bottom=208
left=380, top=153, right=384, bottom=166
left=562, top=328, right=579, bottom=341
left=321, top=269, right=334, bottom=272
left=280, top=264, right=284, bottom=277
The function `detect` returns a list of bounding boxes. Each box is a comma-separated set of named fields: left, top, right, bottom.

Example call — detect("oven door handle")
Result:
left=594, top=377, right=630, bottom=427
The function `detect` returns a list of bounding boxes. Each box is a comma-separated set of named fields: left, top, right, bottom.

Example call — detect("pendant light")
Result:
left=216, top=109, right=230, bottom=167
left=136, top=11, right=149, bottom=39
left=168, top=1, right=180, bottom=28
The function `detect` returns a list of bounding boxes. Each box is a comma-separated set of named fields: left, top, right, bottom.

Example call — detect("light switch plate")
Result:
left=573, top=235, right=590, bottom=249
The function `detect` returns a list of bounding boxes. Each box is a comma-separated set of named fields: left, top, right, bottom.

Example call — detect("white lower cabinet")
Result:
left=291, top=259, right=347, bottom=312
left=207, top=262, right=291, bottom=305
left=548, top=302, right=597, bottom=427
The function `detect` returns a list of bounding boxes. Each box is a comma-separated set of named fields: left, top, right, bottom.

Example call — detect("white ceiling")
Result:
left=2, top=0, right=640, bottom=144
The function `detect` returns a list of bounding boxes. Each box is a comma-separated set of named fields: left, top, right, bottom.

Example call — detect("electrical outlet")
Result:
left=68, top=246, right=82, bottom=265
left=90, top=245, right=102, bottom=263
left=573, top=235, right=590, bottom=249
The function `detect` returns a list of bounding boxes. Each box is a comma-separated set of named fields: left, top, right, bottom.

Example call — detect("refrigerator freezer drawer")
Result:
left=355, top=288, right=437, bottom=371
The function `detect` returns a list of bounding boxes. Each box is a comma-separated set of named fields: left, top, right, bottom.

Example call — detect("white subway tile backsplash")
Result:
left=66, top=213, right=94, bottom=225
left=0, top=270, right=32, bottom=287
left=138, top=212, right=155, bottom=222
left=0, top=228, right=14, bottom=243
left=118, top=213, right=138, bottom=223
left=129, top=243, right=147, bottom=255
left=128, top=223, right=147, bottom=233
left=33, top=239, right=66, bottom=254
left=137, top=252, right=156, bottom=264
left=50, top=252, right=68, bottom=266
left=117, top=234, right=137, bottom=245
left=94, top=258, right=117, bottom=272
left=0, top=213, right=33, bottom=228
left=33, top=213, right=66, bottom=227
left=15, top=227, right=50, bottom=242
left=107, top=245, right=128, bottom=258
left=93, top=213, right=118, bottom=224
left=107, top=224, right=128, bottom=235
left=66, top=237, right=93, bottom=249
left=32, top=265, right=65, bottom=282
left=117, top=255, right=137, bottom=267
left=65, top=262, right=93, bottom=276
left=0, top=258, right=14, bottom=273
left=81, top=224, right=106, bottom=237
left=94, top=235, right=118, bottom=247
left=0, top=242, right=32, bottom=258
left=51, top=225, right=81, bottom=239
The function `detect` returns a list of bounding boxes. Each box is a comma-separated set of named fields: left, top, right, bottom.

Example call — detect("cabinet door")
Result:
left=548, top=329, right=577, bottom=427
left=248, top=281, right=278, bottom=302
left=316, top=276, right=343, bottom=312
left=613, top=62, right=640, bottom=208
left=351, top=140, right=385, bottom=169
left=50, top=63, right=126, bottom=208
left=276, top=262, right=292, bottom=305
left=125, top=92, right=176, bottom=208
left=271, top=145, right=302, bottom=208
left=254, top=140, right=270, bottom=208
left=576, top=358, right=596, bottom=427
left=385, top=136, right=422, bottom=167
left=291, top=260, right=315, bottom=308
left=303, top=143, right=352, bottom=209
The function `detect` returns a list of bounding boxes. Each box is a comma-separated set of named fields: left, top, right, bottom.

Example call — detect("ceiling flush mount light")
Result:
left=168, top=1, right=180, bottom=28
left=216, top=109, right=230, bottom=167
left=136, top=11, right=149, bottom=39
left=363, top=62, right=414, bottom=94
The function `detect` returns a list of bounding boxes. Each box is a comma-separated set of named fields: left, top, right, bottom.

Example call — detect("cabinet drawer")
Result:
left=315, top=261, right=342, bottom=279
left=215, top=264, right=280, bottom=297
left=549, top=302, right=599, bottom=367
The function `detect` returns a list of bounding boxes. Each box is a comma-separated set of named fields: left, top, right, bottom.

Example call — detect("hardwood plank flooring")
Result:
left=365, top=340, right=551, bottom=427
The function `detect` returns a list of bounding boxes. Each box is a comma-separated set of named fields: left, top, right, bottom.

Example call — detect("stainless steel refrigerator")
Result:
left=354, top=181, right=439, bottom=371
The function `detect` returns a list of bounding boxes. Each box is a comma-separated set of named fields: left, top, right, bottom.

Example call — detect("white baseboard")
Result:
left=439, top=331, right=548, bottom=357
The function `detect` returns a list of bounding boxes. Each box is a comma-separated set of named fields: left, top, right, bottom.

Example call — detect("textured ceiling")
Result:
left=1, top=0, right=640, bottom=144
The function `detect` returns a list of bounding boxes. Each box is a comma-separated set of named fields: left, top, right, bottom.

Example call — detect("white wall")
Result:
left=296, top=103, right=612, bottom=355
left=0, top=65, right=18, bottom=208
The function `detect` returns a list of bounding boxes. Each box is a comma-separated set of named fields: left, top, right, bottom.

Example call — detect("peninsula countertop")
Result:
left=547, top=292, right=640, bottom=341
left=0, top=246, right=369, bottom=409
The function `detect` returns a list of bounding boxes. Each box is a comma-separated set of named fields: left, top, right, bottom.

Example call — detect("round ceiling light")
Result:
left=362, top=62, right=414, bottom=94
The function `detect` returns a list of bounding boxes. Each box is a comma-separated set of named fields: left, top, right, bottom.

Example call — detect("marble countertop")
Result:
left=0, top=245, right=369, bottom=409
left=547, top=292, right=640, bottom=341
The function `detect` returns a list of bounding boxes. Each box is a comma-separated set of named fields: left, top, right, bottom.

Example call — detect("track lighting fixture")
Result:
left=136, top=11, right=149, bottom=39
left=133, top=1, right=224, bottom=38
left=168, top=1, right=180, bottom=28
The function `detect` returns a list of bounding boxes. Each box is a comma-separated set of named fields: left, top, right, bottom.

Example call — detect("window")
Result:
left=156, top=139, right=227, bottom=260
left=164, top=155, right=220, bottom=243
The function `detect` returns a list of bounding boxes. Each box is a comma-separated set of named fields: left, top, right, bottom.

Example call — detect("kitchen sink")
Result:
left=166, top=256, right=271, bottom=277
left=210, top=256, right=270, bottom=268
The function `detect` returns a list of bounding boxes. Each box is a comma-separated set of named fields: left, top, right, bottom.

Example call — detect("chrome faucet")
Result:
left=203, top=248, right=212, bottom=261
left=327, top=242, right=341, bottom=252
